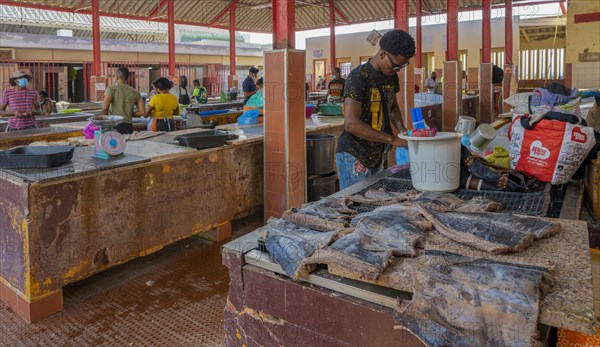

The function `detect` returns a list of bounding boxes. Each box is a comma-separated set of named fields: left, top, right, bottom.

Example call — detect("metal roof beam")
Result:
left=0, top=0, right=230, bottom=30
left=148, top=0, right=167, bottom=19
left=520, top=28, right=531, bottom=42
left=334, top=6, right=349, bottom=25
left=209, top=0, right=238, bottom=27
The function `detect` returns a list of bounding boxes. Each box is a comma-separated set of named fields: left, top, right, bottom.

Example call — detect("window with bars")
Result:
left=339, top=62, right=352, bottom=77
left=519, top=48, right=565, bottom=80
left=459, top=50, right=468, bottom=72
left=492, top=48, right=505, bottom=68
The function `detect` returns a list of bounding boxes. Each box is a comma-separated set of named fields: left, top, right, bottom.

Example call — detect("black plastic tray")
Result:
left=175, top=130, right=231, bottom=149
left=0, top=145, right=75, bottom=169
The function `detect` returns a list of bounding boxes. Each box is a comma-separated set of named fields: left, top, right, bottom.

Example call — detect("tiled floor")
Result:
left=0, top=214, right=264, bottom=346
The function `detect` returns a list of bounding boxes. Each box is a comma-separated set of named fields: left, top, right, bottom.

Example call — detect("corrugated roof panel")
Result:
left=0, top=0, right=560, bottom=32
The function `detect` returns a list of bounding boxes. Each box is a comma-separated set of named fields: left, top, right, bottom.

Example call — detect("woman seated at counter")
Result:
left=245, top=78, right=263, bottom=108
left=39, top=91, right=53, bottom=115
left=0, top=71, right=41, bottom=132
left=101, top=67, right=145, bottom=134
left=145, top=77, right=179, bottom=132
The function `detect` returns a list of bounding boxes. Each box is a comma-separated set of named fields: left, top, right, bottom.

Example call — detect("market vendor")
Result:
left=327, top=67, right=345, bottom=102
left=145, top=77, right=179, bottom=132
left=245, top=78, right=264, bottom=108
left=38, top=91, right=53, bottom=115
left=101, top=67, right=145, bottom=134
left=0, top=71, right=41, bottom=132
left=192, top=79, right=208, bottom=104
left=242, top=67, right=260, bottom=106
left=336, top=29, right=415, bottom=189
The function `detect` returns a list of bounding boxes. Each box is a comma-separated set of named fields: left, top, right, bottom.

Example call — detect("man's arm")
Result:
left=134, top=98, right=145, bottom=117
left=244, top=89, right=257, bottom=98
left=344, top=98, right=401, bottom=146
left=31, top=101, right=41, bottom=116
left=0, top=103, right=14, bottom=117
left=101, top=95, right=112, bottom=115
left=389, top=94, right=406, bottom=133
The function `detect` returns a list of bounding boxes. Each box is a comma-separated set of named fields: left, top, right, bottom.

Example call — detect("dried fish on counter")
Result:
left=395, top=250, right=549, bottom=347
left=264, top=218, right=339, bottom=280
left=412, top=193, right=503, bottom=212
left=348, top=189, right=422, bottom=206
left=282, top=208, right=347, bottom=232
left=418, top=206, right=561, bottom=254
left=306, top=204, right=427, bottom=280
left=295, top=196, right=357, bottom=224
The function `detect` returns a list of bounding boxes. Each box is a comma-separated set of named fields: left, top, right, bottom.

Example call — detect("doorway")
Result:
left=421, top=52, right=435, bottom=77
left=313, top=59, right=326, bottom=88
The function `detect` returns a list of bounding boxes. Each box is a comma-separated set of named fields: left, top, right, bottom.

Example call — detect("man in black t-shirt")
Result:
left=336, top=30, right=415, bottom=190
left=327, top=67, right=346, bottom=102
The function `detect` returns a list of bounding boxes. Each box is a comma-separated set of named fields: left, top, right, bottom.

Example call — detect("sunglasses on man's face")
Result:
left=385, top=52, right=409, bottom=71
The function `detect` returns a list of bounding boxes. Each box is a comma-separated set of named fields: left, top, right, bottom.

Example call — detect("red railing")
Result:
left=1, top=59, right=228, bottom=101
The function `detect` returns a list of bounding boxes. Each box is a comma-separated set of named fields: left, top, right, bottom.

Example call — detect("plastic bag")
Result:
left=508, top=114, right=596, bottom=185
left=238, top=109, right=260, bottom=125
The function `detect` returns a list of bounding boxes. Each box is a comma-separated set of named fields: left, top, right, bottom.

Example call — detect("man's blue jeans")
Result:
left=336, top=152, right=383, bottom=191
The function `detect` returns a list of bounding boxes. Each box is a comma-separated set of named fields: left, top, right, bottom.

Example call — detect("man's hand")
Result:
left=391, top=136, right=403, bottom=147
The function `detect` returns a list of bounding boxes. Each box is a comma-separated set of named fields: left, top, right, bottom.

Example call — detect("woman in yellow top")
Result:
left=145, top=77, right=179, bottom=132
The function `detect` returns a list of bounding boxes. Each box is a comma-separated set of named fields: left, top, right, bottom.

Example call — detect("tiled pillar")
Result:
left=389, top=62, right=415, bottom=166
left=89, top=75, right=106, bottom=102
left=503, top=64, right=514, bottom=112
left=264, top=49, right=306, bottom=222
left=0, top=281, right=63, bottom=323
left=479, top=63, right=494, bottom=124
left=442, top=61, right=461, bottom=132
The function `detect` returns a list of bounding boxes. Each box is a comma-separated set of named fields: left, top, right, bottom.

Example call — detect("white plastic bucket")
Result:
left=398, top=132, right=462, bottom=192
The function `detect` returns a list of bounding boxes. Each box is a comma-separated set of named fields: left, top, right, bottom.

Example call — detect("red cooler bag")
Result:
left=508, top=113, right=595, bottom=185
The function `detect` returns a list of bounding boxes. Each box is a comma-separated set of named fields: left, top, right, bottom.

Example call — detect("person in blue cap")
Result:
left=242, top=67, right=260, bottom=105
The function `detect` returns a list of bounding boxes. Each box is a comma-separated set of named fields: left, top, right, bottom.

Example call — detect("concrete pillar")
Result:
left=229, top=3, right=237, bottom=89
left=272, top=0, right=295, bottom=49
left=505, top=0, right=513, bottom=65
left=91, top=0, right=101, bottom=77
left=443, top=0, right=460, bottom=131
left=167, top=0, right=176, bottom=76
left=479, top=63, right=494, bottom=124
left=482, top=0, right=492, bottom=64
left=263, top=50, right=306, bottom=221
left=443, top=61, right=461, bottom=132
left=329, top=0, right=336, bottom=73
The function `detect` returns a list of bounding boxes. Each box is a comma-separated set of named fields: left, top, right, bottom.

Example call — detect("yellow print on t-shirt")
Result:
left=370, top=88, right=383, bottom=131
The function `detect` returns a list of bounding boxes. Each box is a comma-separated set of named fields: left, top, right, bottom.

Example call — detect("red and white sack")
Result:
left=508, top=114, right=596, bottom=185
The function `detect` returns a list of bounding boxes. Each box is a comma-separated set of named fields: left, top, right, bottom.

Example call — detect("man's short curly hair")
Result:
left=379, top=30, right=416, bottom=59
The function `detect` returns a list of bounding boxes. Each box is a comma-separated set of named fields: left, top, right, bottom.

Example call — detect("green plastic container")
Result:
left=318, top=103, right=343, bottom=116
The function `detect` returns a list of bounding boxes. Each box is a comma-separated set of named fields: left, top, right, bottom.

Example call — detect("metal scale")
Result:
left=88, top=116, right=127, bottom=159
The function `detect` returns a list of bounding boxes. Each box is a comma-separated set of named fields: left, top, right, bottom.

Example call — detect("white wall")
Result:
left=305, top=16, right=521, bottom=75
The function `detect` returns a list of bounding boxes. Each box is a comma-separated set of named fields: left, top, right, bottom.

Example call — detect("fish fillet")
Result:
left=418, top=206, right=561, bottom=254
left=282, top=209, right=347, bottom=231
left=395, top=250, right=548, bottom=347
left=265, top=218, right=338, bottom=280
left=298, top=196, right=357, bottom=223
left=306, top=204, right=427, bottom=280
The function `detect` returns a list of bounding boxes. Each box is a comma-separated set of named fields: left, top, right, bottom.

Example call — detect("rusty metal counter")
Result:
left=0, top=115, right=344, bottom=323
left=222, top=169, right=599, bottom=345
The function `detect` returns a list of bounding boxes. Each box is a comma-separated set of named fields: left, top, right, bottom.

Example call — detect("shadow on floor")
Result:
left=0, top=213, right=264, bottom=346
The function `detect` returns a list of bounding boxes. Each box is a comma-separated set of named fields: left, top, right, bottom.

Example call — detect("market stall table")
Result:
left=222, top=168, right=598, bottom=346
left=0, top=115, right=344, bottom=323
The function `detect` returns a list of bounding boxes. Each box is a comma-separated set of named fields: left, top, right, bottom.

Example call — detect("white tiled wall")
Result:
left=572, top=62, right=600, bottom=89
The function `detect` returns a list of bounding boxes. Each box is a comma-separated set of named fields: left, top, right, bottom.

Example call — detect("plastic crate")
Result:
left=351, top=178, right=551, bottom=217
left=318, top=103, right=343, bottom=115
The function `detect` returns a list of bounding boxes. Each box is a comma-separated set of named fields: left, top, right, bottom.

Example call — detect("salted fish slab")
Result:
left=395, top=250, right=548, bottom=347
left=418, top=206, right=560, bottom=254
